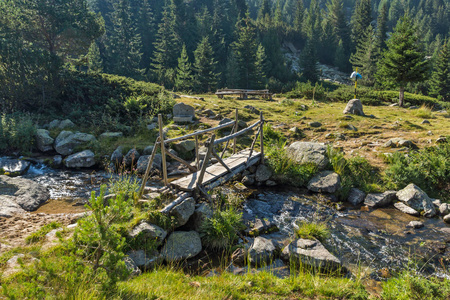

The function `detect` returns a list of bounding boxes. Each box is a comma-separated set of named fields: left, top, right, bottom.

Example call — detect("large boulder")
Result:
left=54, top=132, right=97, bottom=156
left=281, top=238, right=342, bottom=271
left=347, top=188, right=366, bottom=206
left=110, top=146, right=124, bottom=167
left=136, top=154, right=162, bottom=175
left=161, top=231, right=202, bottom=262
left=307, top=171, right=341, bottom=193
left=192, top=203, right=213, bottom=231
left=285, top=142, right=329, bottom=170
left=49, top=119, right=75, bottom=130
left=248, top=237, right=276, bottom=266
left=364, top=191, right=397, bottom=208
left=99, top=132, right=123, bottom=140
left=173, top=140, right=195, bottom=153
left=128, top=222, right=167, bottom=246
left=255, top=164, right=272, bottom=182
left=343, top=99, right=365, bottom=116
left=170, top=197, right=195, bottom=227
left=0, top=158, right=31, bottom=176
left=0, top=175, right=50, bottom=212
left=64, top=150, right=96, bottom=168
left=396, top=184, right=436, bottom=217
left=123, top=256, right=142, bottom=277
left=123, top=149, right=140, bottom=168
left=0, top=197, right=25, bottom=218
left=173, top=103, right=195, bottom=123
left=127, top=250, right=163, bottom=271
left=35, top=129, right=54, bottom=152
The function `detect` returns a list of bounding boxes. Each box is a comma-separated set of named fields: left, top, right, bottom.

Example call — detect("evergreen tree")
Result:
left=376, top=16, right=429, bottom=106
left=374, top=2, right=388, bottom=53
left=293, top=0, right=304, bottom=33
left=151, top=0, right=181, bottom=87
left=350, top=25, right=377, bottom=86
left=258, top=0, right=271, bottom=20
left=107, top=0, right=142, bottom=78
left=351, top=0, right=372, bottom=50
left=194, top=37, right=219, bottom=92
left=254, top=44, right=268, bottom=89
left=334, top=39, right=348, bottom=71
left=274, top=0, right=283, bottom=26
left=175, top=45, right=194, bottom=92
left=429, top=39, right=450, bottom=101
left=226, top=50, right=240, bottom=88
left=326, top=0, right=351, bottom=69
left=300, top=38, right=319, bottom=82
left=87, top=42, right=104, bottom=73
left=137, top=0, right=155, bottom=74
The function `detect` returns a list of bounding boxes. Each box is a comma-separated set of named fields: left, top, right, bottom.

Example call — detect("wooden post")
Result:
left=260, top=111, right=264, bottom=165
left=234, top=108, right=238, bottom=154
left=138, top=137, right=160, bottom=199
left=197, top=134, right=215, bottom=187
left=195, top=135, right=199, bottom=171
left=158, top=114, right=168, bottom=186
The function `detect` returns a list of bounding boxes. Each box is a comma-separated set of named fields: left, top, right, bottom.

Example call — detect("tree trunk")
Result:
left=399, top=86, right=405, bottom=107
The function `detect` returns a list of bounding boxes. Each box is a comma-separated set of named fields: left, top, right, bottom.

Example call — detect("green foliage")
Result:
left=429, top=39, right=450, bottom=101
left=194, top=36, right=219, bottom=92
left=199, top=207, right=244, bottom=251
left=385, top=143, right=450, bottom=200
left=295, top=221, right=330, bottom=242
left=0, top=113, right=36, bottom=154
left=108, top=174, right=140, bottom=205
left=174, top=44, right=194, bottom=92
left=382, top=271, right=450, bottom=300
left=25, top=222, right=61, bottom=244
left=286, top=81, right=327, bottom=101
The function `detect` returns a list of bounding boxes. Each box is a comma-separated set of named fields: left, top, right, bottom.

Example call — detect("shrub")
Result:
left=199, top=207, right=244, bottom=251
left=0, top=113, right=37, bottom=154
left=295, top=221, right=330, bottom=242
left=385, top=143, right=450, bottom=200
left=286, top=81, right=327, bottom=101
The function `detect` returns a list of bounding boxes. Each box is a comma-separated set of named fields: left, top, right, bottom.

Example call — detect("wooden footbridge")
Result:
left=139, top=109, right=264, bottom=203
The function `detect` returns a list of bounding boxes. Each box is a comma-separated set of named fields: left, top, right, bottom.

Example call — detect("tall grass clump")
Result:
left=413, top=105, right=435, bottom=119
left=295, top=221, right=330, bottom=242
left=385, top=142, right=450, bottom=200
left=199, top=207, right=244, bottom=252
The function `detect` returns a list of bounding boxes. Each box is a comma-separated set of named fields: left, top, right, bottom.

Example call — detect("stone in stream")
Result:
left=35, top=129, right=54, bottom=152
left=64, top=150, right=96, bottom=168
left=396, top=184, right=436, bottom=218
left=248, top=237, right=276, bottom=266
left=407, top=221, right=424, bottom=229
left=307, top=171, right=341, bottom=193
left=347, top=188, right=366, bottom=206
left=281, top=239, right=342, bottom=272
left=394, top=202, right=420, bottom=216
left=245, top=218, right=279, bottom=237
left=0, top=175, right=50, bottom=213
left=285, top=142, right=329, bottom=170
left=161, top=231, right=202, bottom=262
left=364, top=191, right=397, bottom=208
left=128, top=222, right=167, bottom=246
left=242, top=175, right=255, bottom=186
left=0, top=158, right=31, bottom=176
left=255, top=164, right=272, bottom=183
left=136, top=154, right=162, bottom=175
left=343, top=99, right=365, bottom=116
left=54, top=131, right=97, bottom=156
left=443, top=214, right=450, bottom=224
left=110, top=146, right=124, bottom=167
left=439, top=203, right=450, bottom=216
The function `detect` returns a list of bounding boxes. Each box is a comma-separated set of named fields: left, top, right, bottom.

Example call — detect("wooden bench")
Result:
left=215, top=89, right=272, bottom=100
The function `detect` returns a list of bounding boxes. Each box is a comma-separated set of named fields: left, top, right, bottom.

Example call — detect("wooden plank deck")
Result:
left=171, top=150, right=261, bottom=192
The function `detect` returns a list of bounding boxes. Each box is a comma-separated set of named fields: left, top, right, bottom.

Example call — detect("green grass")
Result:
left=295, top=221, right=330, bottom=242
left=413, top=105, right=435, bottom=119
left=25, top=221, right=62, bottom=244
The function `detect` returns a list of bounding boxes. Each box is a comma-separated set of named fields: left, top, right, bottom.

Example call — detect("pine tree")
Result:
left=226, top=50, right=240, bottom=88
left=254, top=44, right=268, bottom=89
left=293, top=0, right=304, bottom=32
left=151, top=0, right=181, bottom=87
left=175, top=45, right=194, bottom=92
left=334, top=39, right=347, bottom=71
left=274, top=0, right=283, bottom=26
left=194, top=36, right=219, bottom=92
left=326, top=0, right=351, bottom=67
left=137, top=0, right=155, bottom=74
left=351, top=0, right=372, bottom=50
left=376, top=16, right=429, bottom=107
left=374, top=2, right=388, bottom=53
left=350, top=25, right=377, bottom=86
left=301, top=38, right=319, bottom=82
left=108, top=0, right=142, bottom=78
left=429, top=39, right=450, bottom=101
left=87, top=42, right=103, bottom=73
left=258, top=0, right=271, bottom=20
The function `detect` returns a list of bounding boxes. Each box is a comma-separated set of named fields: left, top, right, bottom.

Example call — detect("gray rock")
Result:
left=396, top=184, right=436, bottom=217
left=0, top=197, right=25, bottom=217
left=161, top=231, right=202, bottom=262
left=242, top=175, right=255, bottom=186
left=0, top=175, right=50, bottom=212
left=286, top=142, right=329, bottom=170
left=364, top=191, right=397, bottom=208
left=439, top=203, right=450, bottom=215
left=48, top=119, right=61, bottom=129
left=347, top=188, right=366, bottom=206
left=143, top=145, right=155, bottom=155
left=129, top=222, right=167, bottom=245
left=99, top=132, right=123, bottom=140
left=173, top=103, right=195, bottom=123
left=127, top=250, right=163, bottom=270
left=219, top=118, right=233, bottom=125
left=307, top=171, right=341, bottom=193
left=394, top=202, right=420, bottom=216
left=436, top=137, right=447, bottom=144
left=64, top=150, right=96, bottom=168
left=444, top=214, right=450, bottom=224
left=147, top=123, right=157, bottom=130
left=51, top=155, right=63, bottom=168
left=238, top=120, right=248, bottom=128
left=289, top=127, right=301, bottom=134
left=255, top=164, right=272, bottom=182
left=173, top=140, right=195, bottom=153
left=54, top=132, right=97, bottom=156
left=192, top=203, right=213, bottom=231
left=343, top=99, right=365, bottom=116
left=58, top=119, right=76, bottom=129
left=245, top=218, right=279, bottom=237
left=0, top=158, right=31, bottom=176
left=407, top=221, right=424, bottom=229
left=265, top=180, right=277, bottom=187
left=203, top=109, right=215, bottom=117
left=309, top=121, right=322, bottom=128
left=346, top=124, right=358, bottom=131
left=35, top=129, right=54, bottom=152
left=433, top=199, right=442, bottom=208
left=170, top=197, right=195, bottom=227
left=110, top=146, right=124, bottom=167
left=248, top=237, right=276, bottom=265
left=123, top=256, right=142, bottom=277
left=123, top=149, right=140, bottom=168
left=136, top=155, right=161, bottom=174
left=383, top=138, right=417, bottom=149
left=281, top=239, right=342, bottom=271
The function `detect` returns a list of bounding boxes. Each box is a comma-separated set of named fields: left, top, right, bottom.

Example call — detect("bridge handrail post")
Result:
left=260, top=111, right=264, bottom=165
left=138, top=136, right=160, bottom=199
left=234, top=108, right=238, bottom=154
left=197, top=134, right=215, bottom=187
left=158, top=114, right=169, bottom=186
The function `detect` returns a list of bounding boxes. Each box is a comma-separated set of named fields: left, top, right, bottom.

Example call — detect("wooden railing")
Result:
left=138, top=109, right=264, bottom=198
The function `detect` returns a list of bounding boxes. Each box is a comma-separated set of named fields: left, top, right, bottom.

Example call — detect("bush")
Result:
left=286, top=81, right=327, bottom=101
left=295, top=221, right=330, bottom=242
left=385, top=143, right=450, bottom=200
left=0, top=113, right=37, bottom=154
left=199, top=207, right=244, bottom=251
